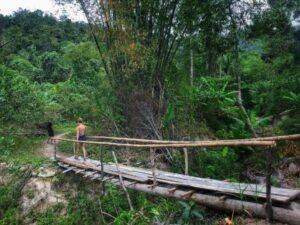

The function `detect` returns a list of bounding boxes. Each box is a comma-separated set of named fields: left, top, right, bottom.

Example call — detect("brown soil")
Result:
left=39, top=133, right=68, bottom=158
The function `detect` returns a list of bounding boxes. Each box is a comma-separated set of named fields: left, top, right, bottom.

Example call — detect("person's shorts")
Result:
left=78, top=135, right=86, bottom=141
left=48, top=130, right=54, bottom=137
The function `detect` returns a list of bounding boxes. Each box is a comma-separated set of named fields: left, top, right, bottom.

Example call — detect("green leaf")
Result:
left=222, top=147, right=229, bottom=157
left=163, top=103, right=175, bottom=126
left=191, top=210, right=204, bottom=219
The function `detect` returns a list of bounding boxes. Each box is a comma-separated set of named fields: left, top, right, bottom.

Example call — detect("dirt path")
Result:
left=40, top=133, right=68, bottom=158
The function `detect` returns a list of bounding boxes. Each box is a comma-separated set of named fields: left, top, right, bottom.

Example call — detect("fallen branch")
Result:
left=112, top=151, right=133, bottom=210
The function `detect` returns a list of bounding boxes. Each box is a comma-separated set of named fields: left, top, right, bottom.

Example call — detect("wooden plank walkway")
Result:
left=56, top=156, right=300, bottom=203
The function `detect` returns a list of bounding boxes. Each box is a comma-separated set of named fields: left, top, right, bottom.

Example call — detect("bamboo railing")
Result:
left=88, top=134, right=300, bottom=143
left=55, top=137, right=276, bottom=148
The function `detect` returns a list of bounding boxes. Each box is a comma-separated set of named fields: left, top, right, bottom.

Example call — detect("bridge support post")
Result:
left=150, top=148, right=157, bottom=186
left=183, top=148, right=189, bottom=175
left=54, top=142, right=57, bottom=160
left=100, top=146, right=105, bottom=195
left=266, top=146, right=274, bottom=223
left=73, top=142, right=76, bottom=156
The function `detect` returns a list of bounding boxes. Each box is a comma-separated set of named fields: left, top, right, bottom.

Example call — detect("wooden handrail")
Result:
left=88, top=136, right=203, bottom=144
left=88, top=134, right=300, bottom=144
left=54, top=137, right=276, bottom=148
left=251, top=134, right=300, bottom=141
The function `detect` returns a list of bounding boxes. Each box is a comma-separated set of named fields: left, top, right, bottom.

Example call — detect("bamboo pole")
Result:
left=252, top=134, right=300, bottom=141
left=266, top=147, right=274, bottom=222
left=89, top=136, right=198, bottom=143
left=73, top=142, right=76, bottom=156
left=112, top=151, right=133, bottom=210
left=100, top=146, right=105, bottom=195
left=150, top=148, right=157, bottom=186
left=54, top=142, right=57, bottom=160
left=54, top=138, right=276, bottom=148
left=183, top=148, right=188, bottom=175
left=88, top=134, right=300, bottom=144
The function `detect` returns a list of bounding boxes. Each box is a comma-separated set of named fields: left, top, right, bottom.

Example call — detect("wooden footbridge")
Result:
left=54, top=134, right=300, bottom=224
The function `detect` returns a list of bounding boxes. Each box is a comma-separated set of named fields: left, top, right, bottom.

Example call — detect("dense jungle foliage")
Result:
left=0, top=0, right=300, bottom=224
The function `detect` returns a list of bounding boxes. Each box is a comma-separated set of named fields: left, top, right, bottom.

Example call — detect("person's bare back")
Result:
left=77, top=124, right=87, bottom=137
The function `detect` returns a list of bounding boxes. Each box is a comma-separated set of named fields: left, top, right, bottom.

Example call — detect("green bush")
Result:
left=190, top=147, right=241, bottom=180
left=0, top=66, right=45, bottom=127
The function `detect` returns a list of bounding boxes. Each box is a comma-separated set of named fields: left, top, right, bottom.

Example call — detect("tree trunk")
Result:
left=229, top=4, right=258, bottom=138
left=190, top=38, right=194, bottom=86
left=126, top=184, right=300, bottom=225
left=236, top=68, right=258, bottom=138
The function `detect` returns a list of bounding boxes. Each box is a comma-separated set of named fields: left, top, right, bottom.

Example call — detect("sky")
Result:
left=0, top=0, right=299, bottom=27
left=0, top=0, right=86, bottom=21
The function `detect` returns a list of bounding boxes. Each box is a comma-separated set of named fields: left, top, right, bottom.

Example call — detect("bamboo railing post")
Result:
left=183, top=148, right=189, bottom=175
left=54, top=141, right=57, bottom=160
left=266, top=146, right=274, bottom=222
left=100, top=146, right=105, bottom=195
left=112, top=151, right=133, bottom=210
left=150, top=148, right=157, bottom=186
left=73, top=142, right=76, bottom=156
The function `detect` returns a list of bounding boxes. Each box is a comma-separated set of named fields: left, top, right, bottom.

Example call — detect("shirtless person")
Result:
left=75, top=118, right=87, bottom=160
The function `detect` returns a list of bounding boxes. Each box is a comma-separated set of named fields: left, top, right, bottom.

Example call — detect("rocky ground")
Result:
left=20, top=167, right=65, bottom=217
